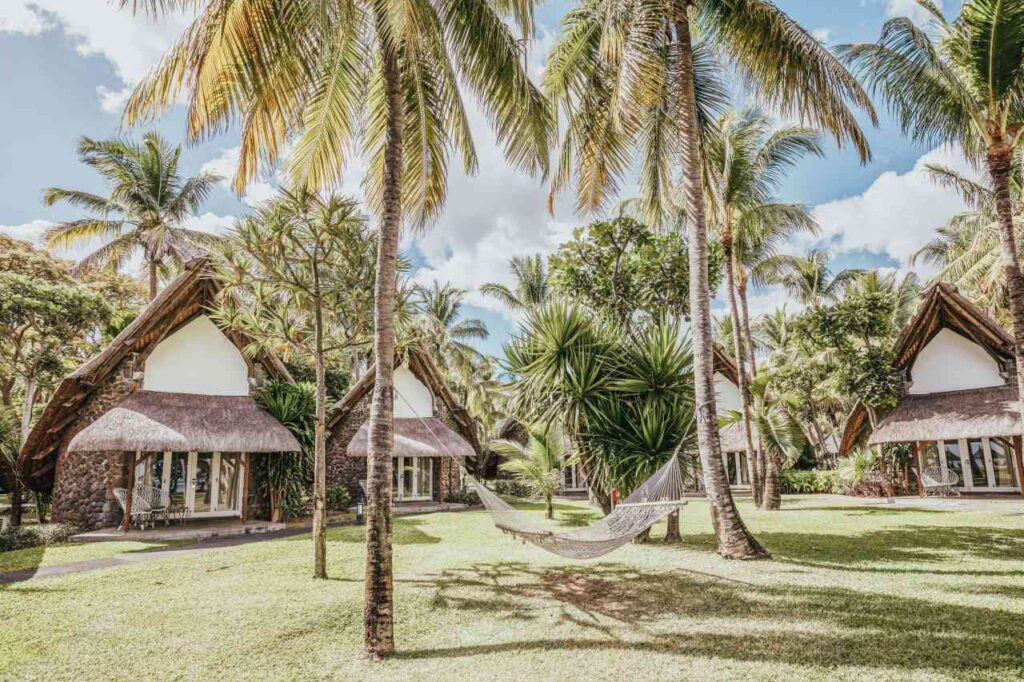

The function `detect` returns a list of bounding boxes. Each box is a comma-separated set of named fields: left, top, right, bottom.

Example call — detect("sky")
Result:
left=0, top=0, right=976, bottom=358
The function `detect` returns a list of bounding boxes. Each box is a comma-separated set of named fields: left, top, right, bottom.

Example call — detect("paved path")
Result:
left=0, top=525, right=314, bottom=586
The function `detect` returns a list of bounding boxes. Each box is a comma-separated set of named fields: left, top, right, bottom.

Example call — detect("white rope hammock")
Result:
left=397, top=390, right=689, bottom=560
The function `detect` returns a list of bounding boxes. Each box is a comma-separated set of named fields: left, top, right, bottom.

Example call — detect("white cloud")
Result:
left=886, top=0, right=940, bottom=23
left=808, top=144, right=976, bottom=267
left=96, top=85, right=133, bottom=114
left=0, top=219, right=54, bottom=244
left=182, top=212, right=236, bottom=235
left=200, top=147, right=278, bottom=208
left=811, top=27, right=833, bottom=44
left=0, top=2, right=192, bottom=109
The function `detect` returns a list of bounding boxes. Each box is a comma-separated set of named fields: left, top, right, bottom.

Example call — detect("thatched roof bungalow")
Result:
left=839, top=282, right=1024, bottom=495
left=325, top=347, right=479, bottom=504
left=713, top=343, right=755, bottom=489
left=18, top=258, right=301, bottom=529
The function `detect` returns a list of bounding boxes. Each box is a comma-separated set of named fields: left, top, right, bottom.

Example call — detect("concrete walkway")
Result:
left=0, top=524, right=313, bottom=586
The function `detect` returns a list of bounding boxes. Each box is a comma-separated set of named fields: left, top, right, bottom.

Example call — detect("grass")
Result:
left=2, top=496, right=1024, bottom=680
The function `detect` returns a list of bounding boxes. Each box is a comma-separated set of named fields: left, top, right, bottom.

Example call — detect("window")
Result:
left=920, top=442, right=941, bottom=471
left=392, top=457, right=433, bottom=501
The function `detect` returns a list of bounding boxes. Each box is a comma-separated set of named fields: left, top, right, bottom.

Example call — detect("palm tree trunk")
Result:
left=545, top=494, right=553, bottom=519
left=664, top=509, right=682, bottom=543
left=364, top=45, right=402, bottom=661
left=723, top=229, right=761, bottom=505
left=987, top=144, right=1024, bottom=440
left=675, top=11, right=768, bottom=560
left=148, top=259, right=158, bottom=301
left=762, top=452, right=781, bottom=509
left=737, top=279, right=767, bottom=503
left=312, top=294, right=328, bottom=580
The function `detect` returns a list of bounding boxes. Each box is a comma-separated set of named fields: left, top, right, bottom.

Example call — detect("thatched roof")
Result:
left=718, top=423, right=748, bottom=453
left=328, top=346, right=481, bottom=463
left=713, top=342, right=740, bottom=384
left=68, top=391, right=300, bottom=453
left=868, top=386, right=1021, bottom=445
left=346, top=417, right=475, bottom=458
left=839, top=282, right=1016, bottom=454
left=19, top=258, right=293, bottom=492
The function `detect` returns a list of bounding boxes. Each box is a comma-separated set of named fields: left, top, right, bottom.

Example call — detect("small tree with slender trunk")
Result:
left=842, top=0, right=1024, bottom=436
left=491, top=423, right=564, bottom=519
left=213, top=189, right=375, bottom=579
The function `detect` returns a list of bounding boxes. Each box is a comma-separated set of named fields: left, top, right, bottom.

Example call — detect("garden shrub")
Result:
left=491, top=479, right=533, bottom=498
left=445, top=488, right=481, bottom=506
left=0, top=523, right=79, bottom=553
left=779, top=469, right=840, bottom=494
left=326, top=485, right=352, bottom=511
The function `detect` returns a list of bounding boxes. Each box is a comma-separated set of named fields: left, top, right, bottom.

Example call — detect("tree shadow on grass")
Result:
left=400, top=561, right=1024, bottom=675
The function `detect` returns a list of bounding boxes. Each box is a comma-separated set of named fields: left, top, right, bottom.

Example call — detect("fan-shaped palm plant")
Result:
left=491, top=423, right=564, bottom=519
left=43, top=133, right=222, bottom=300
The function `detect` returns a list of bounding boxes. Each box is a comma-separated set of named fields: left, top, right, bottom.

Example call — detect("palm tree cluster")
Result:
left=26, top=0, right=1024, bottom=662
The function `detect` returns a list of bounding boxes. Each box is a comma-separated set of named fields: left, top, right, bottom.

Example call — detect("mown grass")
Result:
left=2, top=496, right=1024, bottom=681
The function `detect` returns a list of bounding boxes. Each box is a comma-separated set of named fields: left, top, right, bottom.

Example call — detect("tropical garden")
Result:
left=3, top=0, right=1024, bottom=678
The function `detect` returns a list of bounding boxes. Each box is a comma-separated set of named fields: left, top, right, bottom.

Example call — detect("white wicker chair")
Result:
left=921, top=466, right=960, bottom=497
left=113, top=487, right=152, bottom=529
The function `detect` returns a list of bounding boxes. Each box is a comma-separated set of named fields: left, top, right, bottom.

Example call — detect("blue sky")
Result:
left=0, top=0, right=973, bottom=358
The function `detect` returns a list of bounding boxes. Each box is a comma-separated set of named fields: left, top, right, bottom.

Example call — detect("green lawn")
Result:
left=2, top=496, right=1024, bottom=681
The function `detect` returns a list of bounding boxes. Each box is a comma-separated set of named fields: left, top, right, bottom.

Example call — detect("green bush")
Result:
left=326, top=485, right=352, bottom=511
left=490, top=479, right=533, bottom=498
left=0, top=523, right=79, bottom=553
left=445, top=488, right=481, bottom=506
left=779, top=469, right=840, bottom=494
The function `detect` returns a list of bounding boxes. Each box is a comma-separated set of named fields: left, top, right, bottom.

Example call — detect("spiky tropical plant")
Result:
left=491, top=423, right=564, bottom=519
left=545, top=0, right=874, bottom=559
left=842, top=0, right=1024, bottom=437
left=42, top=133, right=221, bottom=300
left=703, top=108, right=821, bottom=506
left=254, top=380, right=316, bottom=522
left=481, top=254, right=551, bottom=313
left=122, top=0, right=551, bottom=658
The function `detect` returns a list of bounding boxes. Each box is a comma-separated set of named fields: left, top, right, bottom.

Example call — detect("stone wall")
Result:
left=326, top=388, right=469, bottom=503
left=50, top=354, right=140, bottom=528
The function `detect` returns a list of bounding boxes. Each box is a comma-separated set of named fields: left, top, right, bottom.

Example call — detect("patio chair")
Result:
left=133, top=485, right=171, bottom=526
left=113, top=487, right=154, bottom=530
left=921, top=466, right=960, bottom=497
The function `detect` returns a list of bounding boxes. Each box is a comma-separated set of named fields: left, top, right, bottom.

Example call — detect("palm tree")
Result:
left=842, top=0, right=1024, bottom=435
left=491, top=423, right=564, bottom=519
left=42, top=133, right=222, bottom=299
left=721, top=373, right=805, bottom=509
left=545, top=0, right=873, bottom=559
left=703, top=109, right=821, bottom=506
left=766, top=249, right=860, bottom=308
left=408, top=281, right=488, bottom=376
left=481, top=254, right=551, bottom=313
left=912, top=158, right=1024, bottom=326
left=123, top=0, right=550, bottom=658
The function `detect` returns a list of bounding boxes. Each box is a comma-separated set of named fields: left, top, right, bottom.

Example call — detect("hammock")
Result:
left=404, top=396, right=689, bottom=560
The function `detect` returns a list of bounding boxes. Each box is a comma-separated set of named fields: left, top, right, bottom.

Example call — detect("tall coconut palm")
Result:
left=842, top=0, right=1024, bottom=436
left=545, top=0, right=873, bottom=557
left=912, top=158, right=1024, bottom=325
left=121, top=0, right=550, bottom=659
left=481, top=254, right=551, bottom=313
left=703, top=109, right=822, bottom=506
left=42, top=133, right=222, bottom=300
left=765, top=249, right=860, bottom=308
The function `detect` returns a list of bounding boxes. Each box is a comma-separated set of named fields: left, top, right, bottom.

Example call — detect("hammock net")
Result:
left=397, top=394, right=688, bottom=560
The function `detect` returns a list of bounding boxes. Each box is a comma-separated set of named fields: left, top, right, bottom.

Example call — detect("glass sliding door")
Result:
left=988, top=438, right=1019, bottom=489
left=153, top=451, right=245, bottom=517
left=393, top=457, right=433, bottom=501
left=966, top=439, right=989, bottom=488
left=942, top=441, right=964, bottom=486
